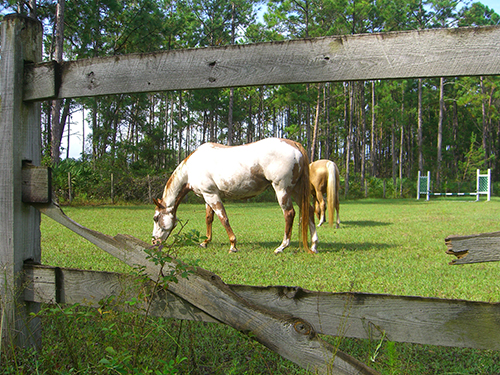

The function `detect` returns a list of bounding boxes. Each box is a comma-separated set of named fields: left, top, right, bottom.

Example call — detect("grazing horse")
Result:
left=152, top=138, right=318, bottom=254
left=309, top=159, right=340, bottom=228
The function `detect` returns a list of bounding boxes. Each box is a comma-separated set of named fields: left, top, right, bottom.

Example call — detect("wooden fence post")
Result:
left=0, top=14, right=43, bottom=349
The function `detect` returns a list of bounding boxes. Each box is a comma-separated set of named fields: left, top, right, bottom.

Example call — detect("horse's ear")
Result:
left=153, top=198, right=165, bottom=209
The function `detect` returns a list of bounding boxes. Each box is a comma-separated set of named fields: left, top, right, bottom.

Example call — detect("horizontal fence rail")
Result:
left=24, top=26, right=500, bottom=101
left=24, top=264, right=500, bottom=350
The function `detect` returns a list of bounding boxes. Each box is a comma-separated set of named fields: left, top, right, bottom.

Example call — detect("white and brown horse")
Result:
left=309, top=159, right=340, bottom=228
left=152, top=138, right=318, bottom=254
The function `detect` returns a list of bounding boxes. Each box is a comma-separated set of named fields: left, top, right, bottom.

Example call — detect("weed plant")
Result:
left=2, top=198, right=500, bottom=374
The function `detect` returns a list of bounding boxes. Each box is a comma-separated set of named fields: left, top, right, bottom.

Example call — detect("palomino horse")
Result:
left=309, top=159, right=340, bottom=228
left=152, top=138, right=318, bottom=254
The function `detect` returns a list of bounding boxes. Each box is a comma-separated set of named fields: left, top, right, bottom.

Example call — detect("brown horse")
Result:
left=309, top=159, right=340, bottom=228
left=152, top=138, right=318, bottom=254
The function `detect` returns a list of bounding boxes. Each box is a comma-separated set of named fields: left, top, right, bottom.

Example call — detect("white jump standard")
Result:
left=417, top=169, right=491, bottom=201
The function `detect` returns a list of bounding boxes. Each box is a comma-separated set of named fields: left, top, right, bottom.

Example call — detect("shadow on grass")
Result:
left=315, top=241, right=396, bottom=254
left=247, top=241, right=395, bottom=254
left=338, top=220, right=391, bottom=227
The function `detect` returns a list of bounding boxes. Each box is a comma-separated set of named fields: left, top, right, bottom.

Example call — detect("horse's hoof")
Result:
left=274, top=248, right=283, bottom=255
left=309, top=247, right=318, bottom=254
left=199, top=242, right=208, bottom=248
left=228, top=248, right=238, bottom=253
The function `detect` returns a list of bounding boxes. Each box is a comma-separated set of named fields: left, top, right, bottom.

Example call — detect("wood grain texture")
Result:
left=22, top=163, right=51, bottom=203
left=23, top=26, right=500, bottom=101
left=35, top=201, right=378, bottom=375
left=446, top=231, right=500, bottom=264
left=0, top=14, right=43, bottom=348
left=24, top=264, right=500, bottom=351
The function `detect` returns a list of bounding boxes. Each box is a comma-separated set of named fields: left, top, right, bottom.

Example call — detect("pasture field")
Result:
left=27, top=198, right=500, bottom=374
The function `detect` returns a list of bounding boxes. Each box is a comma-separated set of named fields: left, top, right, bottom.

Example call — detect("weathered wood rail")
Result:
left=24, top=263, right=500, bottom=351
left=446, top=231, right=500, bottom=265
left=24, top=26, right=500, bottom=101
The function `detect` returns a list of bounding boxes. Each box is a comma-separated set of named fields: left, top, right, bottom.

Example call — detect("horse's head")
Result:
left=152, top=198, right=176, bottom=245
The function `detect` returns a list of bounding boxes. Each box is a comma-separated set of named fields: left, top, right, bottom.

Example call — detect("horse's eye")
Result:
left=154, top=215, right=159, bottom=223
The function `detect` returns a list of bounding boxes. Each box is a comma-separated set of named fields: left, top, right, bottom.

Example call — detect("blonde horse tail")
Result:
left=334, top=162, right=341, bottom=228
left=295, top=142, right=311, bottom=253
left=326, top=160, right=335, bottom=227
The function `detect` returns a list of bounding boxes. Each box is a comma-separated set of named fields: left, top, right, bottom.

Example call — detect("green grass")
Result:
left=11, top=197, right=500, bottom=374
left=42, top=198, right=500, bottom=301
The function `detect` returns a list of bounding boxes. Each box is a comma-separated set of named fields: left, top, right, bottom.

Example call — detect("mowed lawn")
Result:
left=41, top=197, right=500, bottom=302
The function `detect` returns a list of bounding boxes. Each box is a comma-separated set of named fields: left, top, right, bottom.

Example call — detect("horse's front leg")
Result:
left=200, top=204, right=214, bottom=248
left=204, top=196, right=238, bottom=253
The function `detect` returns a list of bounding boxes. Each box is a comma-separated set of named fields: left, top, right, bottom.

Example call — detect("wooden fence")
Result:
left=2, top=13, right=500, bottom=375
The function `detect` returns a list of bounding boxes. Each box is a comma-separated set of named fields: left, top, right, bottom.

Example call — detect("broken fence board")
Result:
left=446, top=231, right=500, bottom=265
left=25, top=264, right=500, bottom=351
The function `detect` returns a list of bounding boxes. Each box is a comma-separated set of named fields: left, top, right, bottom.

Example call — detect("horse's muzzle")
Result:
left=152, top=238, right=162, bottom=246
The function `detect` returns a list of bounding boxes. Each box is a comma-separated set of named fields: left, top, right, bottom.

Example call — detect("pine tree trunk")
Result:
left=417, top=78, right=423, bottom=172
left=399, top=85, right=405, bottom=196
left=370, top=81, right=376, bottom=177
left=311, top=83, right=322, bottom=161
left=345, top=82, right=353, bottom=197
left=360, top=82, right=366, bottom=185
left=50, top=0, right=65, bottom=164
left=437, top=77, right=444, bottom=187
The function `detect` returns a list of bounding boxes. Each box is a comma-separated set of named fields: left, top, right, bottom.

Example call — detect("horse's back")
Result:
left=310, top=160, right=331, bottom=190
left=186, top=138, right=306, bottom=198
left=191, top=139, right=304, bottom=173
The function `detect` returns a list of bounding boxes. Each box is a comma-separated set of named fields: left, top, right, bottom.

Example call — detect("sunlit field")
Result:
left=42, top=197, right=500, bottom=302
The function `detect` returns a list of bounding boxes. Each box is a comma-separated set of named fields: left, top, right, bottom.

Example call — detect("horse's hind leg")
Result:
left=273, top=187, right=295, bottom=254
left=312, top=184, right=326, bottom=227
left=335, top=202, right=340, bottom=229
left=275, top=205, right=295, bottom=254
left=308, top=204, right=319, bottom=253
left=316, top=193, right=326, bottom=227
left=200, top=204, right=214, bottom=248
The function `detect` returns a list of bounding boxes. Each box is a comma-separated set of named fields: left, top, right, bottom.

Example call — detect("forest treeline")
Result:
left=1, top=0, right=499, bottom=201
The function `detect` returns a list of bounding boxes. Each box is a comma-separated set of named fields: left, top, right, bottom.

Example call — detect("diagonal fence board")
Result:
left=34, top=201, right=378, bottom=375
left=23, top=26, right=500, bottom=101
left=446, top=231, right=500, bottom=265
left=24, top=264, right=500, bottom=351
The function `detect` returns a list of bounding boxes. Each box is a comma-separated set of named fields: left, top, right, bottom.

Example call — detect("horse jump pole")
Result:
left=0, top=14, right=43, bottom=349
left=417, top=170, right=491, bottom=201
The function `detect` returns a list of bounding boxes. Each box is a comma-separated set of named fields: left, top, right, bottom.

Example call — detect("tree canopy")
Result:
left=1, top=0, right=499, bottom=200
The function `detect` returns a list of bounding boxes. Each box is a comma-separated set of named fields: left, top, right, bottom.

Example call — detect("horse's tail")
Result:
left=326, top=160, right=335, bottom=227
left=334, top=162, right=341, bottom=227
left=295, top=143, right=311, bottom=253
